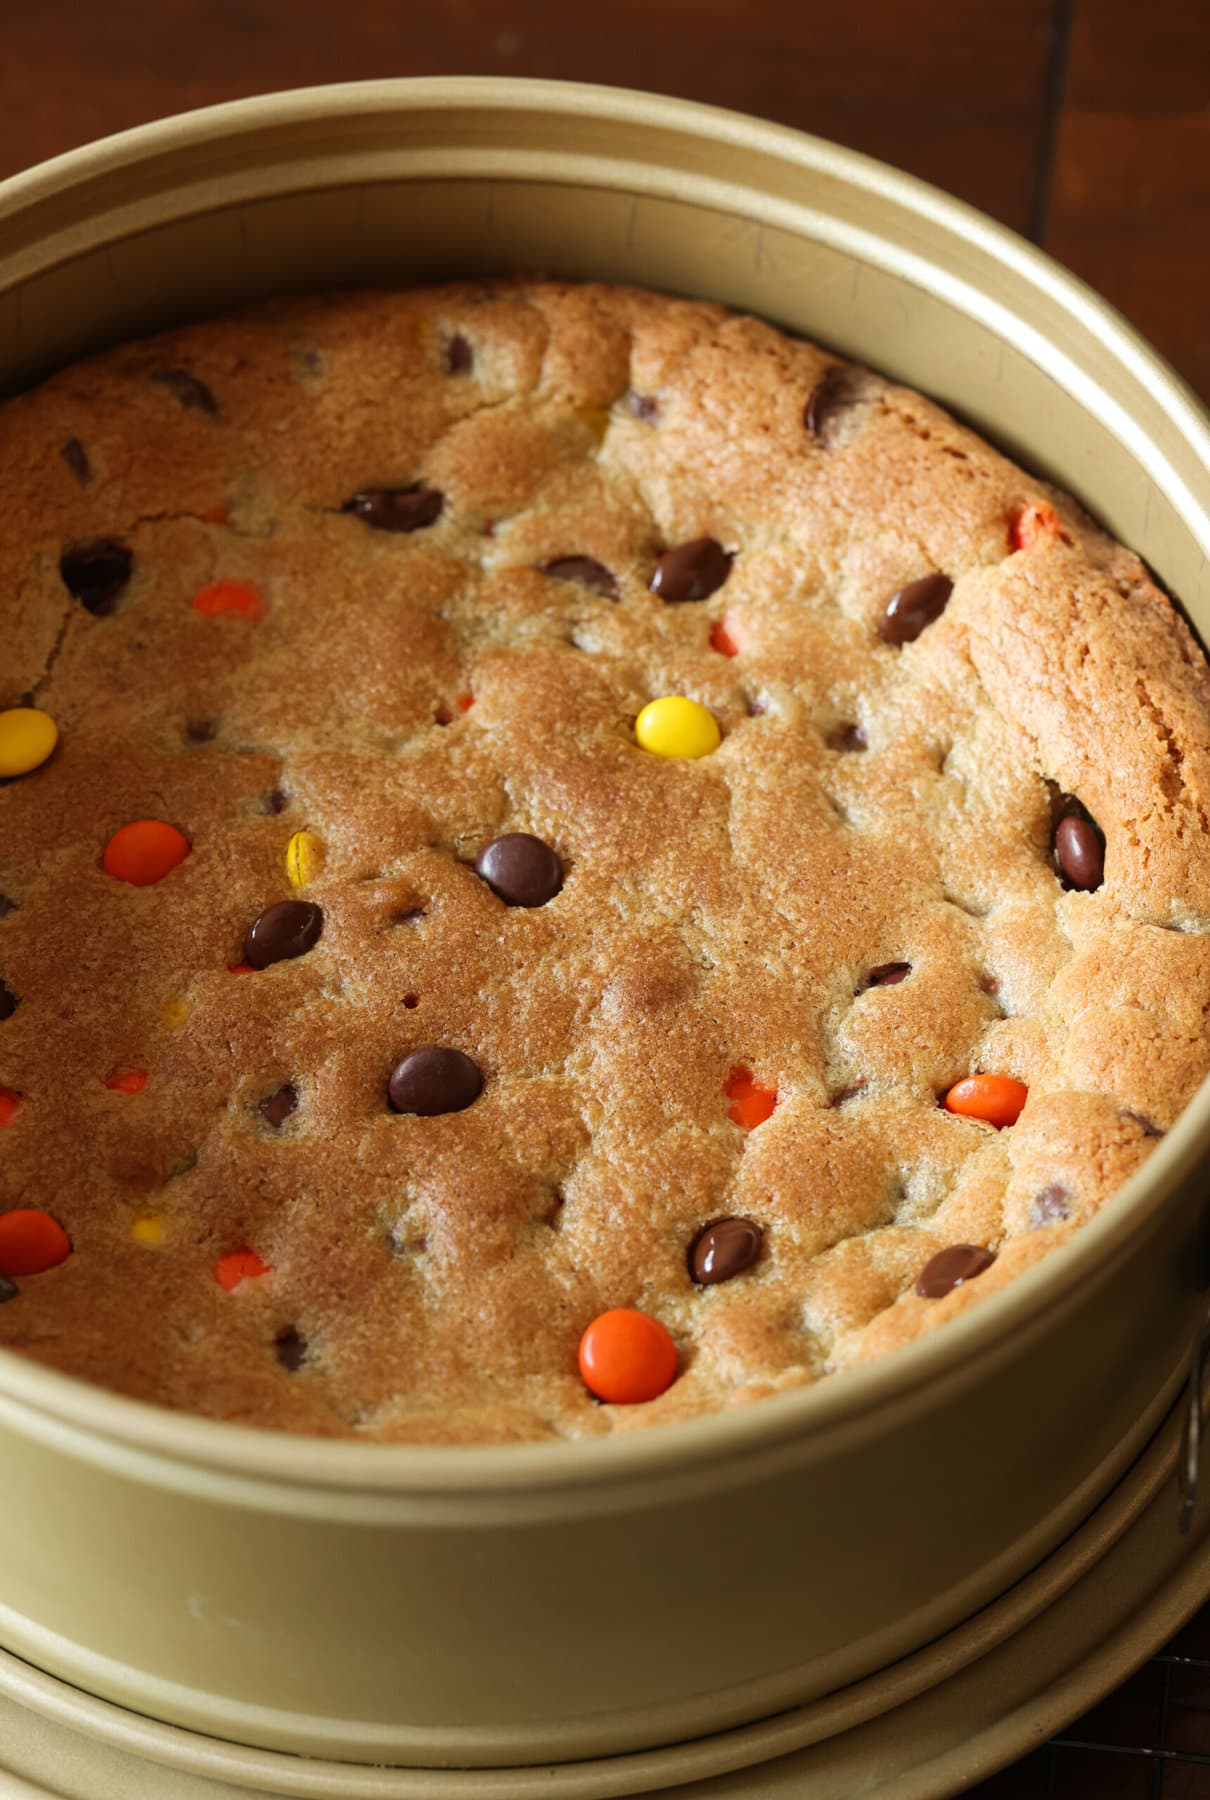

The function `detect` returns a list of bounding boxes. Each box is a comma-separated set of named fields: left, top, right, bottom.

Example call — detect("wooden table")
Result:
left=2, top=3, right=1209, bottom=1793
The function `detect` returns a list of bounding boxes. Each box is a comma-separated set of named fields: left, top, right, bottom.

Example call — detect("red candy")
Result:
left=0, top=1087, right=22, bottom=1127
left=103, top=820, right=191, bottom=886
left=578, top=1308, right=678, bottom=1404
left=214, top=1248, right=270, bottom=1291
left=724, top=1066, right=778, bottom=1129
left=227, top=962, right=254, bottom=975
left=191, top=579, right=266, bottom=621
left=0, top=1209, right=71, bottom=1276
left=710, top=617, right=744, bottom=658
left=457, top=693, right=475, bottom=713
left=105, top=1070, right=148, bottom=1095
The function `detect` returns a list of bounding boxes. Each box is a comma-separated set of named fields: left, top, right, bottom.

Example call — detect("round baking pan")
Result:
left=1, top=78, right=1209, bottom=1772
left=2, top=1400, right=1207, bottom=1797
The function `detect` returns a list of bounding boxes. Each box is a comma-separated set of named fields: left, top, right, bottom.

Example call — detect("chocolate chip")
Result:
left=0, top=1275, right=17, bottom=1303
left=150, top=368, right=218, bottom=415
left=474, top=833, right=563, bottom=907
left=0, top=982, right=17, bottom=1020
left=542, top=556, right=619, bottom=600
left=1030, top=1185, right=1071, bottom=1228
left=879, top=574, right=953, bottom=646
left=1054, top=813, right=1104, bottom=892
left=402, top=992, right=419, bottom=1009
left=804, top=364, right=867, bottom=446
left=259, top=1084, right=298, bottom=1128
left=388, top=1046, right=483, bottom=1116
left=829, top=723, right=867, bottom=752
left=689, top=1217, right=763, bottom=1286
left=650, top=537, right=733, bottom=604
left=59, top=539, right=133, bottom=616
left=628, top=392, right=659, bottom=423
left=864, top=962, right=911, bottom=989
left=60, top=437, right=91, bottom=484
left=916, top=1244, right=996, bottom=1299
left=447, top=334, right=473, bottom=374
left=265, top=789, right=288, bottom=815
left=244, top=901, right=323, bottom=969
left=274, top=1327, right=306, bottom=1371
left=344, top=487, right=444, bottom=533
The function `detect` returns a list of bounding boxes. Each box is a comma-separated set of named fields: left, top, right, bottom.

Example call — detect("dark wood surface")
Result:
left=1, top=4, right=1209, bottom=1794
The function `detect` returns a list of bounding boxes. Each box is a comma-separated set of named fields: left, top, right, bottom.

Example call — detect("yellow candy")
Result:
left=286, top=829, right=324, bottom=888
left=635, top=696, right=721, bottom=760
left=0, top=707, right=57, bottom=777
left=161, top=999, right=189, bottom=1029
left=131, top=1216, right=165, bottom=1246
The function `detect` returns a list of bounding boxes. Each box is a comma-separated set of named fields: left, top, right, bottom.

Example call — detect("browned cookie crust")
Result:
left=2, top=280, right=1209, bottom=1443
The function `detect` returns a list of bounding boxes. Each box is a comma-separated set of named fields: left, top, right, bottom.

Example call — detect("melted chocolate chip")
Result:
left=388, top=1046, right=483, bottom=1116
left=59, top=539, right=133, bottom=616
left=0, top=1275, right=17, bottom=1303
left=650, top=537, right=733, bottom=604
left=474, top=834, right=563, bottom=908
left=244, top=901, right=323, bottom=969
left=916, top=1244, right=996, bottom=1299
left=1054, top=813, right=1104, bottom=892
left=344, top=487, right=444, bottom=533
left=1030, top=1185, right=1071, bottom=1228
left=0, top=982, right=17, bottom=1020
left=447, top=334, right=473, bottom=374
left=864, top=962, right=911, bottom=989
left=879, top=574, right=953, bottom=646
left=689, top=1217, right=763, bottom=1286
left=829, top=723, right=868, bottom=752
left=151, top=368, right=218, bottom=415
left=259, top=1084, right=298, bottom=1128
left=804, top=364, right=867, bottom=446
left=60, top=437, right=91, bottom=484
left=628, top=392, right=659, bottom=423
left=542, top=556, right=619, bottom=600
left=274, top=1327, right=306, bottom=1371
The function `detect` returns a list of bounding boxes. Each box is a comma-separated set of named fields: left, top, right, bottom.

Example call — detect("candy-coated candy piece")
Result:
left=723, top=1066, right=778, bottom=1129
left=690, top=1217, right=763, bottom=1285
left=388, top=1047, right=483, bottom=1116
left=457, top=693, right=475, bottom=714
left=0, top=1208, right=71, bottom=1276
left=944, top=1074, right=1028, bottom=1128
left=710, top=617, right=745, bottom=657
left=1009, top=501, right=1069, bottom=552
left=161, top=999, right=189, bottom=1028
left=0, top=708, right=58, bottom=778
left=106, top=1070, right=148, bottom=1095
left=474, top=834, right=563, bottom=908
left=286, top=830, right=324, bottom=889
left=578, top=1308, right=678, bottom=1404
left=228, top=962, right=253, bottom=975
left=103, top=820, right=191, bottom=886
left=244, top=900, right=323, bottom=969
left=635, top=696, right=721, bottom=760
left=0, top=1087, right=23, bottom=1127
left=214, top=1248, right=270, bottom=1291
left=191, top=579, right=266, bottom=621
left=131, top=1216, right=165, bottom=1245
left=916, top=1244, right=996, bottom=1298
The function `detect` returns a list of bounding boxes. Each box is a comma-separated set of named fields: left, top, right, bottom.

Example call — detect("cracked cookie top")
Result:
left=1, top=279, right=1209, bottom=1443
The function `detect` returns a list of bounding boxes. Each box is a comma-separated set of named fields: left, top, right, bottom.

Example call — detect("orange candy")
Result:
left=943, top=1074, right=1028, bottom=1128
left=1009, top=502, right=1070, bottom=553
left=578, top=1308, right=678, bottom=1404
left=724, top=1066, right=778, bottom=1129
left=105, top=1070, right=148, bottom=1095
left=199, top=503, right=229, bottom=526
left=0, top=1208, right=71, bottom=1276
left=0, top=1087, right=22, bottom=1128
left=710, top=617, right=745, bottom=658
left=457, top=693, right=475, bottom=713
left=102, top=820, right=191, bottom=886
left=191, top=579, right=266, bottom=621
left=214, top=1248, right=270, bottom=1292
left=227, top=962, right=253, bottom=975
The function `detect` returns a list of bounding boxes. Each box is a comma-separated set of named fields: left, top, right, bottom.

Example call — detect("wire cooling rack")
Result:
left=970, top=1601, right=1210, bottom=1796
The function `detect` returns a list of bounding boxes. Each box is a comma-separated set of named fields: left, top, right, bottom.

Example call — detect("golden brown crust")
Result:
left=1, top=279, right=1208, bottom=1441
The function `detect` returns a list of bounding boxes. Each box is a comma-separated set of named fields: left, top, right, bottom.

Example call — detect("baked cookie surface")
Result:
left=1, top=279, right=1209, bottom=1442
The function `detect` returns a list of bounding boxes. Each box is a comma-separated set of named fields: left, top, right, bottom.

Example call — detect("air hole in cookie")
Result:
left=394, top=906, right=426, bottom=926
left=0, top=981, right=18, bottom=1020
left=0, top=896, right=14, bottom=919
left=259, top=1084, right=299, bottom=1129
left=829, top=1082, right=865, bottom=1107
left=1124, top=1110, right=1163, bottom=1138
left=265, top=789, right=288, bottom=815
left=61, top=437, right=91, bottom=484
left=941, top=891, right=988, bottom=919
left=402, top=993, right=420, bottom=1009
left=274, top=1327, right=306, bottom=1372
left=184, top=718, right=217, bottom=744
left=542, top=1190, right=566, bottom=1229
left=447, top=334, right=473, bottom=375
